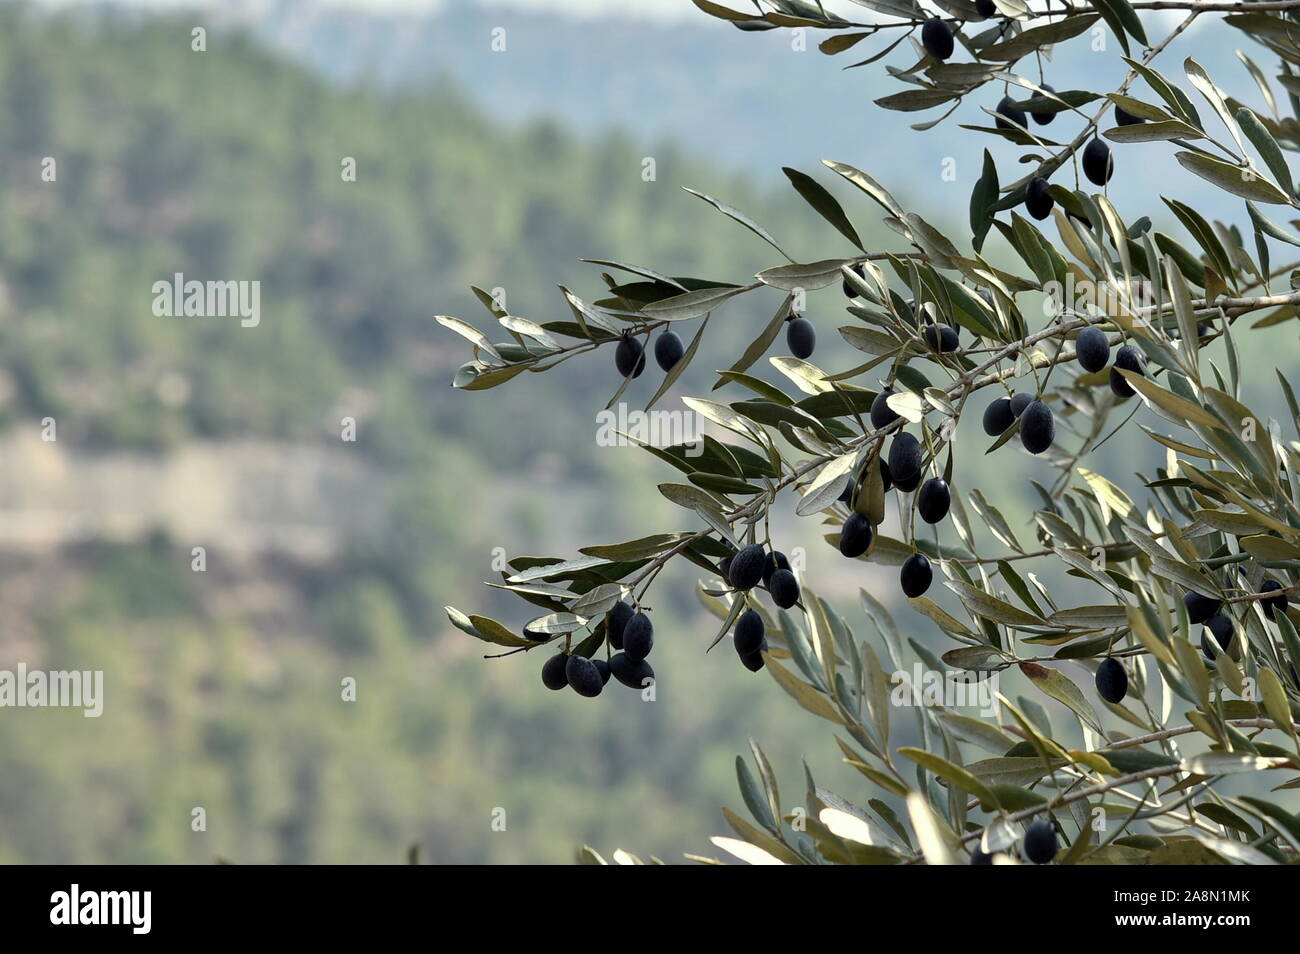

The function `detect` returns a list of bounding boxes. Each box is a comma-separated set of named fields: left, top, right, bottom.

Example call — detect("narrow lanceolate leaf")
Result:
left=947, top=581, right=1042, bottom=627
left=1116, top=369, right=1221, bottom=430
left=764, top=653, right=846, bottom=725
left=579, top=533, right=692, bottom=561
left=783, top=167, right=865, bottom=250
left=906, top=792, right=959, bottom=866
left=757, top=259, right=852, bottom=291
left=1018, top=662, right=1103, bottom=733
left=1184, top=58, right=1246, bottom=155
left=507, top=555, right=612, bottom=584
left=1175, top=151, right=1290, bottom=204
left=898, top=748, right=998, bottom=808
left=1237, top=107, right=1295, bottom=199
left=641, top=284, right=748, bottom=321
left=822, top=159, right=905, bottom=219
left=713, top=295, right=792, bottom=390
left=436, top=315, right=502, bottom=361
left=978, top=14, right=1099, bottom=61
left=874, top=88, right=958, bottom=112
left=970, top=151, right=999, bottom=257
left=445, top=607, right=533, bottom=647
left=683, top=186, right=791, bottom=260
left=1182, top=753, right=1290, bottom=775
left=570, top=583, right=627, bottom=619
left=796, top=453, right=859, bottom=516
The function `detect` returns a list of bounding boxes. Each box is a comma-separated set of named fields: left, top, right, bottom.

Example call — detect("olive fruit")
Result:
left=1096, top=657, right=1127, bottom=704
left=1201, top=614, right=1234, bottom=659
left=729, top=543, right=767, bottom=590
left=541, top=653, right=569, bottom=691
left=654, top=330, right=684, bottom=371
left=1183, top=591, right=1221, bottom=625
left=843, top=262, right=866, bottom=298
left=623, top=611, right=654, bottom=662
left=1025, top=177, right=1054, bottom=220
left=888, top=432, right=923, bottom=490
left=566, top=654, right=604, bottom=698
left=1082, top=137, right=1113, bottom=185
left=769, top=569, right=801, bottom=609
left=593, top=657, right=611, bottom=686
left=917, top=477, right=951, bottom=524
left=983, top=397, right=1014, bottom=437
left=970, top=845, right=995, bottom=865
left=739, top=638, right=768, bottom=672
left=1020, top=400, right=1055, bottom=455
left=1023, top=819, right=1058, bottom=864
left=1075, top=326, right=1110, bottom=373
left=870, top=388, right=900, bottom=429
left=1029, top=84, right=1057, bottom=126
left=523, top=625, right=551, bottom=643
left=1261, top=579, right=1289, bottom=620
left=1110, top=344, right=1145, bottom=397
left=879, top=457, right=894, bottom=493
left=839, top=512, right=874, bottom=558
left=995, top=95, right=1027, bottom=131
left=976, top=0, right=997, bottom=15
left=615, top=336, right=646, bottom=378
left=734, top=609, right=766, bottom=655
left=921, top=18, right=955, bottom=61
left=1009, top=392, right=1033, bottom=417
left=607, top=600, right=634, bottom=650
left=900, top=553, right=933, bottom=598
left=609, top=652, right=654, bottom=689
left=922, top=322, right=960, bottom=352
left=762, top=551, right=790, bottom=587
left=1114, top=104, right=1145, bottom=126
left=787, top=316, right=816, bottom=359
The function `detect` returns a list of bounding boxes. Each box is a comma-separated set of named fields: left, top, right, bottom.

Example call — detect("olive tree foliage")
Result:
left=439, top=0, right=1300, bottom=865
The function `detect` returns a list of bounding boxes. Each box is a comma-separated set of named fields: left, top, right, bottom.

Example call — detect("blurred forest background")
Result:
left=0, top=0, right=1293, bottom=862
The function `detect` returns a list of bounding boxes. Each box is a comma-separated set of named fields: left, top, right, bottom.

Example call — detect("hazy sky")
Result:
left=38, top=0, right=699, bottom=18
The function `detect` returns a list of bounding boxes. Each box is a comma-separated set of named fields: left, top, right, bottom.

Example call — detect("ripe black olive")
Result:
left=542, top=653, right=569, bottom=691
left=1023, top=819, right=1058, bottom=864
left=1075, top=326, right=1110, bottom=373
left=1095, top=657, right=1127, bottom=704
left=1025, top=177, right=1054, bottom=220
left=654, top=330, right=684, bottom=371
left=623, top=612, right=654, bottom=662
left=615, top=336, right=646, bottom=378
left=1082, top=137, right=1113, bottom=186
left=1019, top=400, right=1055, bottom=455
left=839, top=512, right=874, bottom=558
left=729, top=544, right=768, bottom=591
left=917, top=478, right=951, bottom=524
left=900, top=553, right=933, bottom=598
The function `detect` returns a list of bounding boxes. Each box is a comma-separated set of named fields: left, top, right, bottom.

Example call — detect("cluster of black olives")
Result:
left=540, top=599, right=655, bottom=697
left=832, top=392, right=954, bottom=603
left=1086, top=583, right=1293, bottom=709
left=615, top=330, right=685, bottom=379
left=1072, top=325, right=1149, bottom=399
left=720, top=543, right=803, bottom=672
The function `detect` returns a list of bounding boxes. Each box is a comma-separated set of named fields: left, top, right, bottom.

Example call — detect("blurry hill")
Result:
left=0, top=3, right=868, bottom=863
